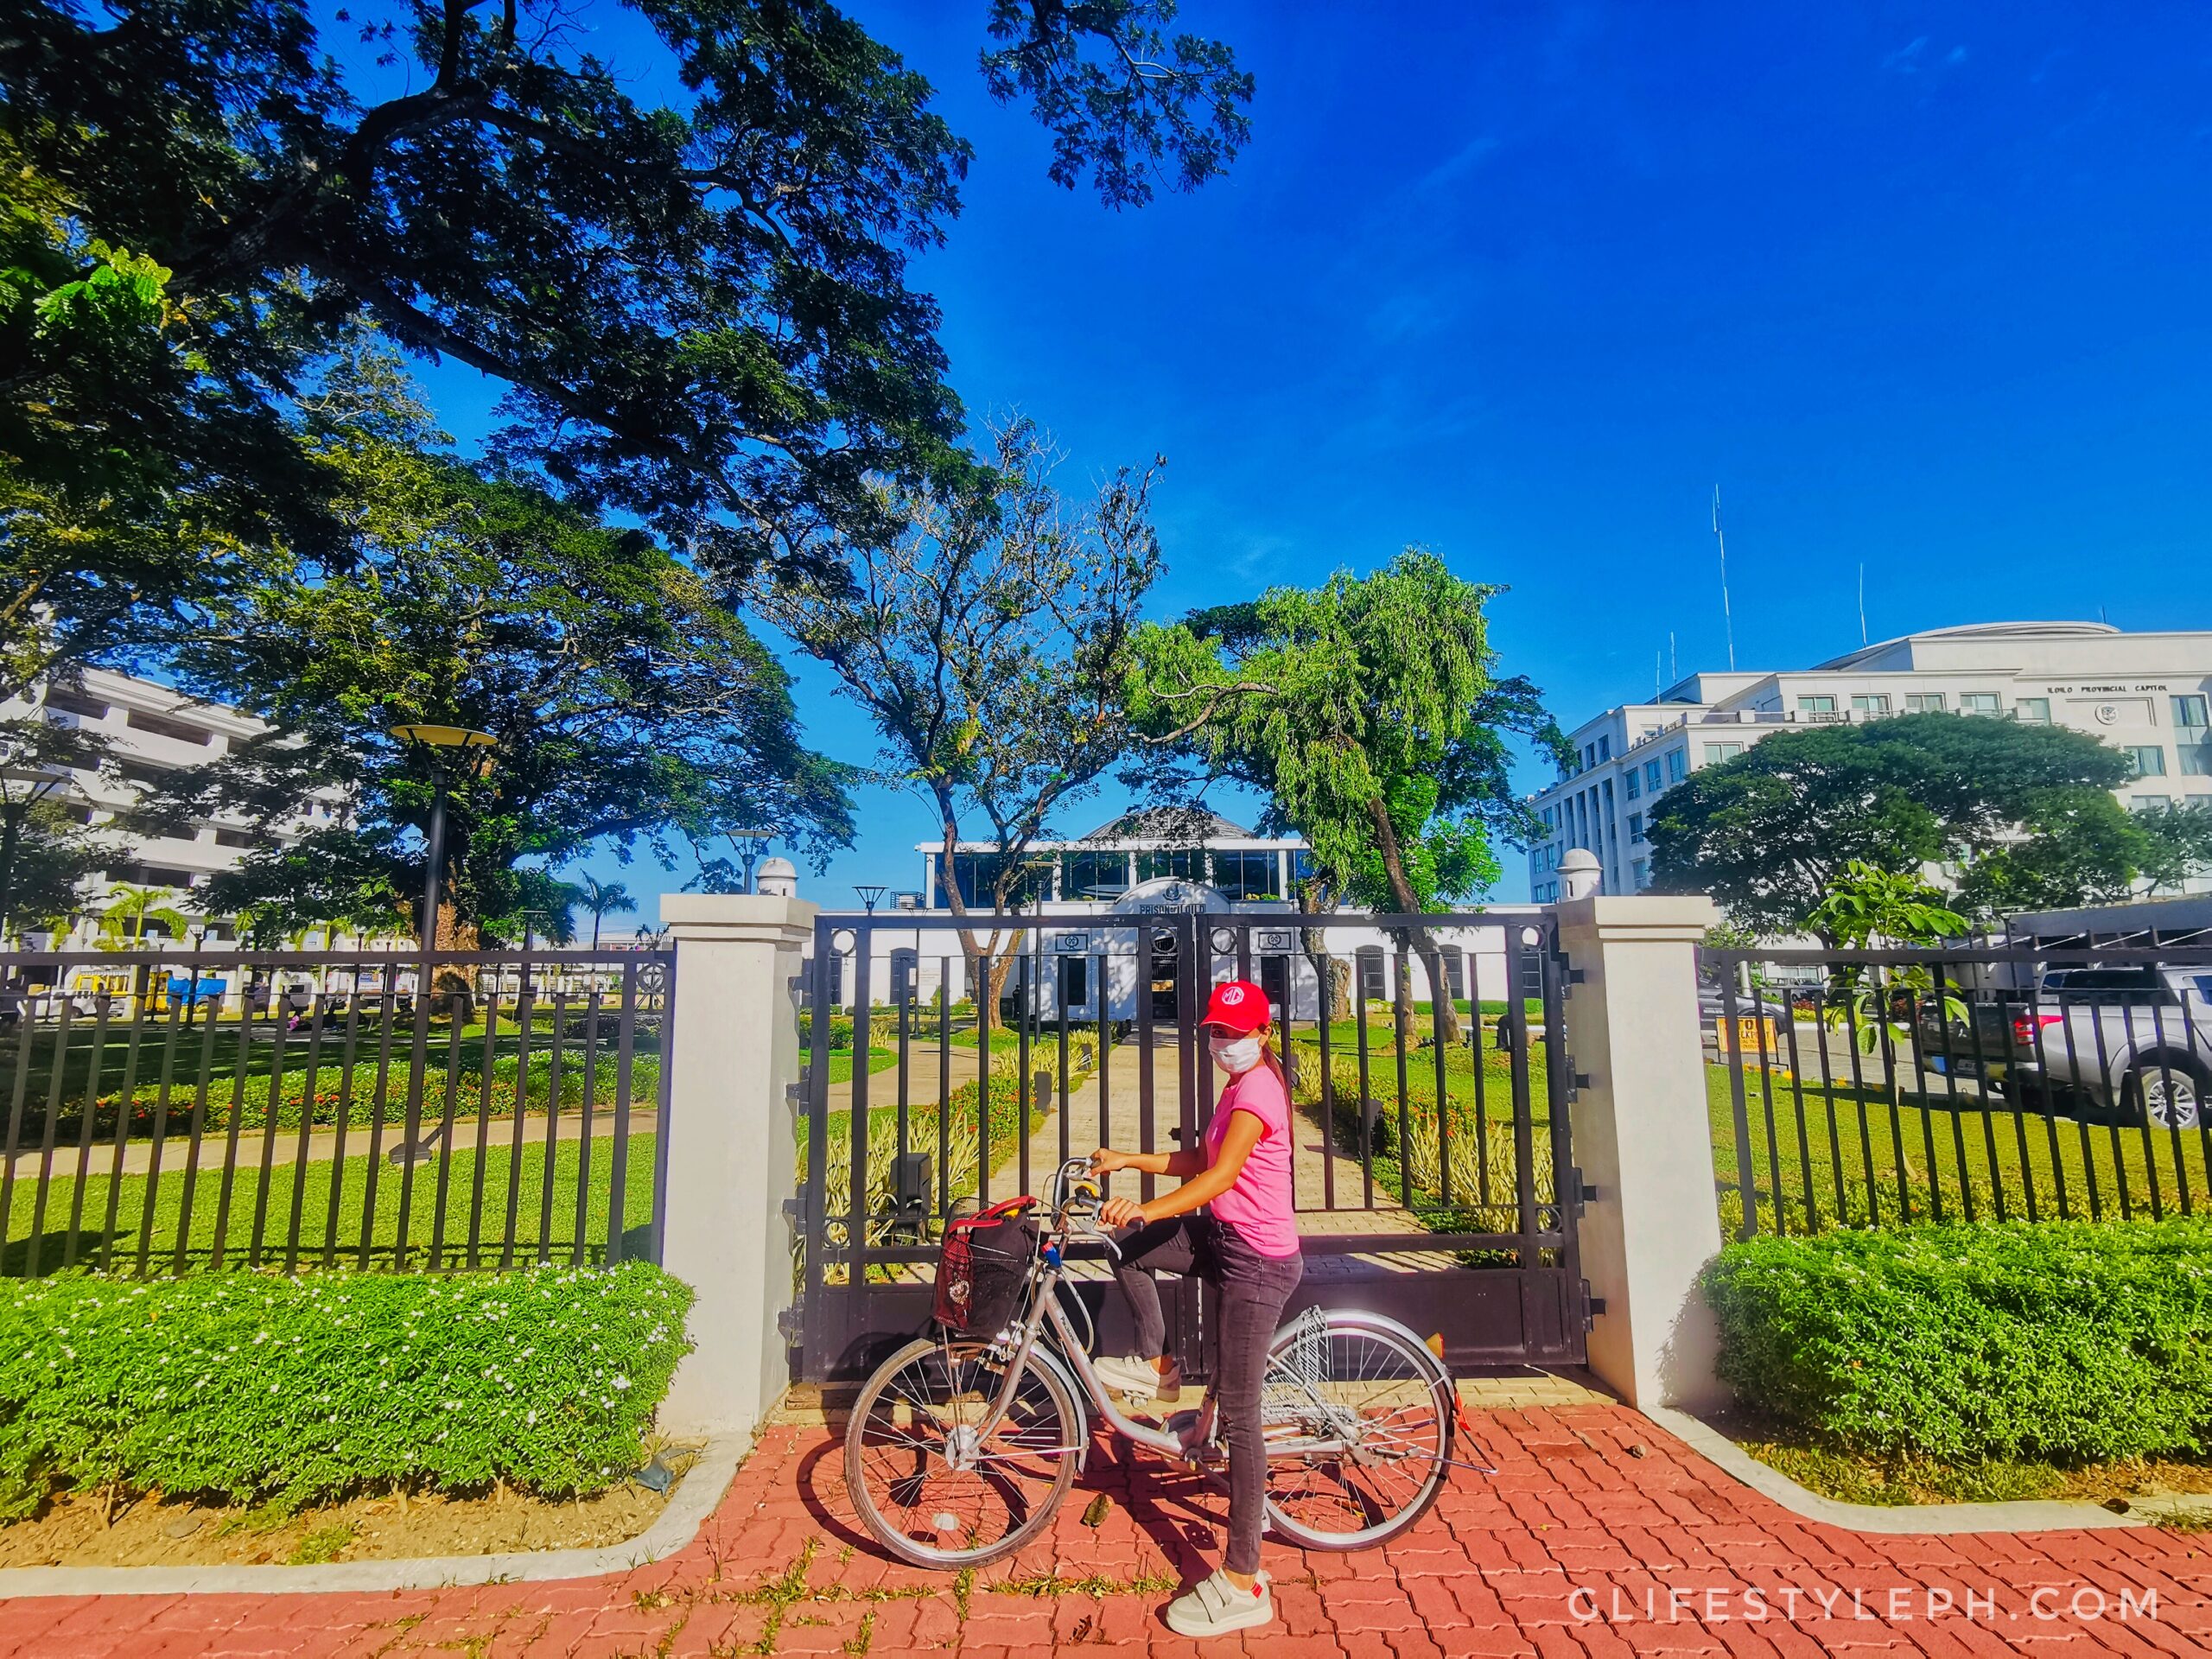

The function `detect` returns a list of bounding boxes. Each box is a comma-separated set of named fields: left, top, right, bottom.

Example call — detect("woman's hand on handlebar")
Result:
left=1089, top=1147, right=1134, bottom=1176
left=1099, top=1196, right=1147, bottom=1230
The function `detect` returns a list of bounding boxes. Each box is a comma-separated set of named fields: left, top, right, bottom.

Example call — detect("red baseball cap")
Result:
left=1200, top=979, right=1272, bottom=1034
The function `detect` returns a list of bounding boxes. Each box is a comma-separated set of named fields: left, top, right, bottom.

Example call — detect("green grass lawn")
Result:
left=1707, top=1061, right=2211, bottom=1234
left=823, top=1047, right=899, bottom=1084
left=3, top=1129, right=658, bottom=1277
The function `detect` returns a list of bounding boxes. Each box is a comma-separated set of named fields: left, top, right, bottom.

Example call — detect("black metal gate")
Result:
left=794, top=909, right=1586, bottom=1382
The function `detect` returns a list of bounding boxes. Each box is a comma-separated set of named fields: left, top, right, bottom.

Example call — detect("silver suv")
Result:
left=2010, top=966, right=2212, bottom=1129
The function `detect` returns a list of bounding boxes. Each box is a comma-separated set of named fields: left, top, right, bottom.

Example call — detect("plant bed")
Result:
left=1702, top=1218, right=2212, bottom=1475
left=1702, top=1402, right=2212, bottom=1510
left=0, top=1263, right=694, bottom=1521
left=0, top=1444, right=701, bottom=1569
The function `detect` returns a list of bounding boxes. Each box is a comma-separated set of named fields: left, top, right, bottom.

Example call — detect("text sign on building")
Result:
left=1049, top=931, right=1092, bottom=955
left=1254, top=930, right=1296, bottom=954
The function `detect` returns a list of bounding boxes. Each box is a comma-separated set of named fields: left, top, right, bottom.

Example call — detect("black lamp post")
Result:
left=854, top=884, right=886, bottom=913
left=389, top=725, right=497, bottom=953
left=726, top=827, right=775, bottom=893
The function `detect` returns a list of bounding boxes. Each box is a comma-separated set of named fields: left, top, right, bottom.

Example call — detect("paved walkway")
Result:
left=7, top=1386, right=2207, bottom=1657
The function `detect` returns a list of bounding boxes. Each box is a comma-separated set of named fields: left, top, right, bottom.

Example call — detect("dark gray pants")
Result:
left=1112, top=1214, right=1305, bottom=1575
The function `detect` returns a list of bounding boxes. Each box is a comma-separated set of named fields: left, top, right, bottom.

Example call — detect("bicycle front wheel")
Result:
left=843, top=1336, right=1084, bottom=1568
left=1261, top=1309, right=1455, bottom=1551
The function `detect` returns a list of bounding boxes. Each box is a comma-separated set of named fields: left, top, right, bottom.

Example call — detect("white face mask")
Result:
left=1210, top=1032, right=1264, bottom=1075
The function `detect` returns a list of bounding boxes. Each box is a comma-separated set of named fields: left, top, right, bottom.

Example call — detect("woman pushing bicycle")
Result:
left=1088, top=978, right=1304, bottom=1639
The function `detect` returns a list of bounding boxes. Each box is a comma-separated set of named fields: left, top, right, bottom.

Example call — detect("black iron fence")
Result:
left=1703, top=942, right=2212, bottom=1237
left=796, top=908, right=1587, bottom=1380
left=0, top=948, right=671, bottom=1278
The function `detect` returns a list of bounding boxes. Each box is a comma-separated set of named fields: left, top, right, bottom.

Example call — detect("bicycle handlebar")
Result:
left=1049, top=1157, right=1121, bottom=1261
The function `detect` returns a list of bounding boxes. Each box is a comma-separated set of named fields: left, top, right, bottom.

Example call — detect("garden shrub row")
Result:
left=23, top=1052, right=661, bottom=1143
left=0, top=1262, right=693, bottom=1519
left=1701, top=1219, right=2212, bottom=1465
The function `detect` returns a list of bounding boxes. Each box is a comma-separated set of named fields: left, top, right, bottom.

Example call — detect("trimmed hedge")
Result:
left=0, top=1262, right=693, bottom=1518
left=1701, top=1220, right=2212, bottom=1464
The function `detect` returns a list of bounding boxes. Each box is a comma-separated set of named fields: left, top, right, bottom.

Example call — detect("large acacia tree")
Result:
left=163, top=388, right=850, bottom=947
left=747, top=418, right=1162, bottom=1007
left=3, top=0, right=1249, bottom=598
left=1645, top=713, right=2203, bottom=935
left=1128, top=550, right=1566, bottom=1045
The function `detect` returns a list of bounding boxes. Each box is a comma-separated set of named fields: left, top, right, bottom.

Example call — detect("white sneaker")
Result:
left=1093, top=1353, right=1181, bottom=1402
left=1166, top=1570, right=1273, bottom=1638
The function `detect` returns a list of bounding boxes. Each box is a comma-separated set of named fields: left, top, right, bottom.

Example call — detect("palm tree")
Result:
left=578, top=874, right=638, bottom=950
left=99, top=884, right=190, bottom=950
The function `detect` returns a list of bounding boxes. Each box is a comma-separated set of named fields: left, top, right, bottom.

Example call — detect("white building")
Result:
left=1528, top=621, right=2212, bottom=902
left=7, top=667, right=348, bottom=945
left=821, top=809, right=1529, bottom=1019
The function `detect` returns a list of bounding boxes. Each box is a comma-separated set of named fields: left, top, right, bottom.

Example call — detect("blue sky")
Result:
left=416, top=2, right=2212, bottom=923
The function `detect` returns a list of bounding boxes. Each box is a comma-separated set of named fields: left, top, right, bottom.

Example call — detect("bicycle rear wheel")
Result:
left=843, top=1336, right=1083, bottom=1568
left=1260, top=1309, right=1455, bottom=1550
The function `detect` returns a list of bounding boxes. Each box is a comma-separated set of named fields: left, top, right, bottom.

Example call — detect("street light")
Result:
left=389, top=725, right=496, bottom=953
left=386, top=724, right=493, bottom=1170
left=726, top=827, right=775, bottom=893
left=854, top=884, right=886, bottom=913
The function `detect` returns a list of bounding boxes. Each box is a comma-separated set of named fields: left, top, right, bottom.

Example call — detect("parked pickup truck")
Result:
left=1985, top=967, right=2212, bottom=1129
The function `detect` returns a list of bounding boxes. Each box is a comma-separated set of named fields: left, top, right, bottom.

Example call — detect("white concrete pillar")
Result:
left=1555, top=893, right=1725, bottom=1411
left=654, top=893, right=817, bottom=1438
left=1558, top=846, right=1602, bottom=899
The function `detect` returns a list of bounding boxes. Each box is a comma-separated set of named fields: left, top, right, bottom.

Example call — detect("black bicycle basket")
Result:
left=933, top=1200, right=1038, bottom=1334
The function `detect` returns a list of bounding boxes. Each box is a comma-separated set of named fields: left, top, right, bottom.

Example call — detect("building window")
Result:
left=1356, top=947, right=1387, bottom=1003
left=1058, top=955, right=1090, bottom=1011
left=2174, top=695, right=2210, bottom=731
left=1851, top=694, right=1891, bottom=717
left=1905, top=692, right=1946, bottom=713
left=1440, top=947, right=1467, bottom=1002
left=1210, top=849, right=1276, bottom=900
left=1702, top=742, right=1744, bottom=765
left=1961, top=693, right=2000, bottom=716
left=931, top=851, right=1048, bottom=909
left=42, top=687, right=109, bottom=721
left=1645, top=760, right=1663, bottom=791
left=1060, top=849, right=1128, bottom=899
left=210, top=827, right=261, bottom=850
left=2131, top=796, right=2172, bottom=814
left=2182, top=745, right=2212, bottom=779
left=117, top=760, right=172, bottom=788
left=1629, top=811, right=1645, bottom=842
left=1291, top=849, right=1316, bottom=884
left=125, top=708, right=215, bottom=746
left=1624, top=768, right=1639, bottom=800
left=1631, top=858, right=1649, bottom=888
left=1135, top=848, right=1205, bottom=884
left=1796, top=695, right=1836, bottom=715
left=2128, top=747, right=2168, bottom=778
left=1665, top=749, right=1687, bottom=783
left=2014, top=697, right=2050, bottom=724
left=1597, top=735, right=1611, bottom=761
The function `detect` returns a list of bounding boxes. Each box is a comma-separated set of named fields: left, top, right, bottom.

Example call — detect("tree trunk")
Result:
left=1363, top=793, right=1465, bottom=1046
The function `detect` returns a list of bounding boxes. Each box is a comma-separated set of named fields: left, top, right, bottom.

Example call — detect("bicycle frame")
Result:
left=955, top=1164, right=1366, bottom=1465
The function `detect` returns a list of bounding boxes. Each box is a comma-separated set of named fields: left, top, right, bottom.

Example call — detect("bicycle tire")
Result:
left=843, top=1336, right=1084, bottom=1569
left=1260, top=1309, right=1455, bottom=1551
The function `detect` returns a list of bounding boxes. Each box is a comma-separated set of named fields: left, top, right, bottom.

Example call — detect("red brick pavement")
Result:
left=4, top=1404, right=2209, bottom=1658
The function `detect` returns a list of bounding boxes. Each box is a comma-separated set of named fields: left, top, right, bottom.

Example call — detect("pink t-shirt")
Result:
left=1203, top=1060, right=1301, bottom=1258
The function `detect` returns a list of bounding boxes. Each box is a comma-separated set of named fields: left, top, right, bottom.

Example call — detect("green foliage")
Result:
left=3, top=0, right=1246, bottom=594
left=1806, top=861, right=1967, bottom=1053
left=1130, top=551, right=1563, bottom=1044
left=981, top=0, right=1254, bottom=207
left=1649, top=714, right=2145, bottom=934
left=0, top=1263, right=693, bottom=1517
left=749, top=420, right=1161, bottom=1005
left=172, top=397, right=852, bottom=942
left=1702, top=1221, right=2212, bottom=1465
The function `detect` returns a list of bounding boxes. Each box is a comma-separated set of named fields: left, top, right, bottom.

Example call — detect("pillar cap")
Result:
left=1554, top=893, right=1718, bottom=944
left=660, top=893, right=819, bottom=941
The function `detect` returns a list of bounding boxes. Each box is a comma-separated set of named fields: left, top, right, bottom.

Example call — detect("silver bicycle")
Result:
left=842, top=1158, right=1460, bottom=1568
